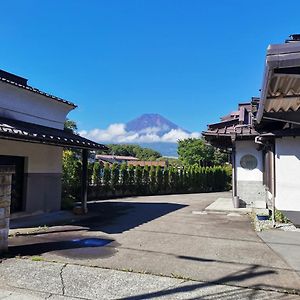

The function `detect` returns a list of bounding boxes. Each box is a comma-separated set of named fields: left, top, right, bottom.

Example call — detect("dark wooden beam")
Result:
left=81, top=149, right=88, bottom=214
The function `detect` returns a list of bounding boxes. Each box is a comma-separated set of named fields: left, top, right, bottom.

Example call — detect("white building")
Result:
left=0, top=69, right=106, bottom=215
left=204, top=35, right=300, bottom=226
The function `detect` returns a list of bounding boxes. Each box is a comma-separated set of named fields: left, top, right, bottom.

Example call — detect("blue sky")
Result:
left=1, top=1, right=300, bottom=140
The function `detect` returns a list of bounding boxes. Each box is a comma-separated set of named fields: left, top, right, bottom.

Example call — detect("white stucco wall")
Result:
left=0, top=139, right=62, bottom=173
left=236, top=140, right=263, bottom=182
left=275, top=137, right=300, bottom=212
left=235, top=140, right=265, bottom=206
left=0, top=82, right=73, bottom=129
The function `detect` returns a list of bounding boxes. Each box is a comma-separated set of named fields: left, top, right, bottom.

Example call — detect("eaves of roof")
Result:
left=0, top=117, right=107, bottom=150
left=0, top=77, right=77, bottom=108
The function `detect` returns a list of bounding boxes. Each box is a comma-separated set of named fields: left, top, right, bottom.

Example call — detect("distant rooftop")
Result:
left=96, top=154, right=139, bottom=162
left=202, top=98, right=259, bottom=148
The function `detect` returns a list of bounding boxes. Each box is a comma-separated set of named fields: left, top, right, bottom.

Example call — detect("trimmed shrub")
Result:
left=156, top=166, right=163, bottom=193
left=135, top=165, right=143, bottom=193
left=103, top=163, right=111, bottom=191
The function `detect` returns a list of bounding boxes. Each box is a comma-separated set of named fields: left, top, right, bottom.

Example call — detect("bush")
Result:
left=62, top=154, right=232, bottom=206
left=92, top=162, right=101, bottom=185
left=103, top=163, right=111, bottom=191
left=143, top=165, right=150, bottom=194
left=135, top=165, right=143, bottom=193
left=111, top=163, right=120, bottom=191
left=156, top=166, right=163, bottom=193
left=120, top=163, right=129, bottom=193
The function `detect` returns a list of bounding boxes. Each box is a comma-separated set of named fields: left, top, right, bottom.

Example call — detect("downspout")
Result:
left=255, top=136, right=276, bottom=226
left=81, top=149, right=89, bottom=214
left=232, top=143, right=237, bottom=197
left=270, top=143, right=276, bottom=227
left=231, top=139, right=239, bottom=208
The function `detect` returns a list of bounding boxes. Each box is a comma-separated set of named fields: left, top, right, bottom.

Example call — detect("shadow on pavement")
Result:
left=119, top=265, right=286, bottom=300
left=7, top=237, right=118, bottom=259
left=74, top=201, right=187, bottom=234
left=7, top=201, right=186, bottom=258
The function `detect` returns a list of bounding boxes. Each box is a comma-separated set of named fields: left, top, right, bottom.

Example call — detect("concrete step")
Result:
left=255, top=208, right=270, bottom=216
left=253, top=200, right=267, bottom=209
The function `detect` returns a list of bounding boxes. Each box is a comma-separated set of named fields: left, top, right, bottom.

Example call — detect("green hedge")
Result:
left=62, top=156, right=231, bottom=207
left=87, top=163, right=230, bottom=200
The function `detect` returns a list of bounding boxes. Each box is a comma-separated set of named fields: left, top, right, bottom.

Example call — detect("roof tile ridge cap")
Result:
left=0, top=76, right=77, bottom=107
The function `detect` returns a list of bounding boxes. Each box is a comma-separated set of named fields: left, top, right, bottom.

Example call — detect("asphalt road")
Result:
left=2, top=192, right=300, bottom=299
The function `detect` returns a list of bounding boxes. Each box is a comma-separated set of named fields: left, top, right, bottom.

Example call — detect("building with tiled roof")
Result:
left=0, top=69, right=106, bottom=216
left=204, top=35, right=300, bottom=226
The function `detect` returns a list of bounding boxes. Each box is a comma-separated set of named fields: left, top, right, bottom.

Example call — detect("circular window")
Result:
left=240, top=154, right=257, bottom=170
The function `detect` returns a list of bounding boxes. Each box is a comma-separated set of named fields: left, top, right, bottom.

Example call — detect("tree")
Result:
left=103, top=163, right=111, bottom=191
left=135, top=165, right=143, bottom=193
left=143, top=165, right=150, bottom=194
left=178, top=138, right=227, bottom=166
left=98, top=144, right=162, bottom=161
left=64, top=119, right=78, bottom=134
left=61, top=149, right=81, bottom=208
left=162, top=166, right=169, bottom=192
left=156, top=166, right=163, bottom=193
left=92, top=162, right=101, bottom=185
left=120, top=163, right=129, bottom=191
left=149, top=166, right=156, bottom=194
left=128, top=165, right=135, bottom=192
left=111, top=163, right=119, bottom=190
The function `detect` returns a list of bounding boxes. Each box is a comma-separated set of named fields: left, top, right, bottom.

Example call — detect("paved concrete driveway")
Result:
left=3, top=192, right=300, bottom=298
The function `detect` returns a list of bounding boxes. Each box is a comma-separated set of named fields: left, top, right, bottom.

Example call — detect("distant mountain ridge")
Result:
left=124, top=113, right=189, bottom=157
left=126, top=113, right=189, bottom=136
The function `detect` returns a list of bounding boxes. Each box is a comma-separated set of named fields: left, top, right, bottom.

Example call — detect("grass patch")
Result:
left=31, top=256, right=44, bottom=262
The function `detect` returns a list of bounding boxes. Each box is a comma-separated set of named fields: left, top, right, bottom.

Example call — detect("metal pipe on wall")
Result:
left=81, top=149, right=88, bottom=214
left=270, top=143, right=276, bottom=227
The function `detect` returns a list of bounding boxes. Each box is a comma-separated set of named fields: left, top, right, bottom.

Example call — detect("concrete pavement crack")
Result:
left=59, top=263, right=67, bottom=296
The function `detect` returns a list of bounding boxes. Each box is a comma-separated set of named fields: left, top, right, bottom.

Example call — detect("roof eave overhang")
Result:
left=257, top=42, right=300, bottom=124
left=0, top=117, right=107, bottom=151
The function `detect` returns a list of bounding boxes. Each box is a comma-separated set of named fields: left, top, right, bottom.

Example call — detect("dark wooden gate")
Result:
left=0, top=155, right=24, bottom=213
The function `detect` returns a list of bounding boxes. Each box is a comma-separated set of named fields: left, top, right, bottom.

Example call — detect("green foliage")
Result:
left=61, top=149, right=81, bottom=209
left=156, top=166, right=163, bottom=193
left=149, top=166, right=157, bottom=194
left=62, top=147, right=231, bottom=205
left=120, top=163, right=129, bottom=191
left=143, top=165, right=150, bottom=194
left=111, top=163, right=120, bottom=190
left=178, top=138, right=227, bottom=167
left=99, top=144, right=162, bottom=161
left=169, top=167, right=179, bottom=191
left=92, top=162, right=101, bottom=185
left=135, top=165, right=143, bottom=193
left=162, top=166, right=170, bottom=192
left=275, top=209, right=290, bottom=223
left=128, top=165, right=135, bottom=192
left=64, top=119, right=78, bottom=133
left=103, top=163, right=111, bottom=190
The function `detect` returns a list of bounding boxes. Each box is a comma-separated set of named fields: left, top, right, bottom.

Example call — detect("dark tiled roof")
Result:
left=203, top=125, right=258, bottom=137
left=127, top=161, right=166, bottom=167
left=0, top=76, right=77, bottom=108
left=203, top=100, right=260, bottom=148
left=0, top=117, right=107, bottom=150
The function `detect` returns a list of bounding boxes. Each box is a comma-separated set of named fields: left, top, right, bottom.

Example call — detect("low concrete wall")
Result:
left=237, top=180, right=266, bottom=207
left=24, top=173, right=62, bottom=213
left=0, top=166, right=14, bottom=254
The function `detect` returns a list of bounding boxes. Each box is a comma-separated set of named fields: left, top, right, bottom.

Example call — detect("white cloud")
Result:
left=79, top=123, right=201, bottom=144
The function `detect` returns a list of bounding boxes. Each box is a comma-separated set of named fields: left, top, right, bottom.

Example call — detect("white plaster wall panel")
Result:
left=235, top=140, right=263, bottom=182
left=275, top=137, right=300, bottom=211
left=0, top=139, right=62, bottom=173
left=0, top=83, right=73, bottom=129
